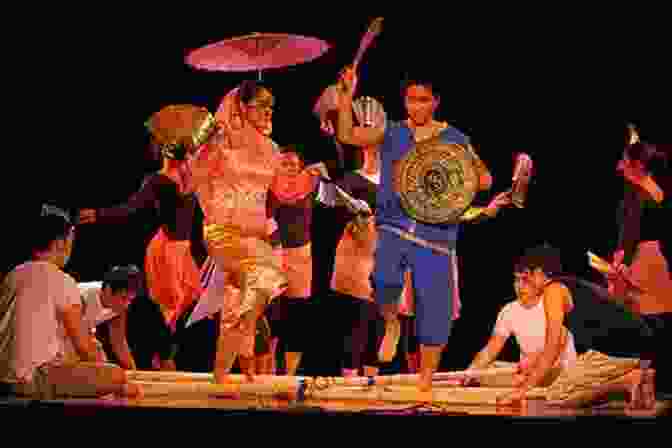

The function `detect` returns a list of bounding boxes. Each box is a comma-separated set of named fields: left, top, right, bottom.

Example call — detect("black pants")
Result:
left=265, top=296, right=314, bottom=354
left=325, top=291, right=385, bottom=370
left=641, top=313, right=672, bottom=394
left=399, top=314, right=418, bottom=355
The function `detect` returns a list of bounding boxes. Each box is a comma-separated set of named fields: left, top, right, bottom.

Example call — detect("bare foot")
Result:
left=416, top=388, right=433, bottom=404
left=122, top=383, right=143, bottom=399
left=418, top=375, right=433, bottom=393
left=625, top=368, right=656, bottom=410
left=496, top=388, right=527, bottom=407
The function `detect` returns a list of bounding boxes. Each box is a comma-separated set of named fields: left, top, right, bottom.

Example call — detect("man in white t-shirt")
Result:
left=70, top=265, right=140, bottom=370
left=0, top=206, right=141, bottom=398
left=468, top=245, right=655, bottom=409
left=468, top=247, right=577, bottom=388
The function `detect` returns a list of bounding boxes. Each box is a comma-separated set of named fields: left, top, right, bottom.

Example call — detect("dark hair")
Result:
left=239, top=80, right=271, bottom=104
left=280, top=143, right=307, bottom=163
left=624, top=142, right=670, bottom=194
left=102, top=265, right=141, bottom=294
left=514, top=244, right=563, bottom=276
left=30, top=209, right=73, bottom=254
left=400, top=72, right=440, bottom=99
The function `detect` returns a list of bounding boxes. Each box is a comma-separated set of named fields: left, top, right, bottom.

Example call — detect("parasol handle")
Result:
left=351, top=17, right=384, bottom=73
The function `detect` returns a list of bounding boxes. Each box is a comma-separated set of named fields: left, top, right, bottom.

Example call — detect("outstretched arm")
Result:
left=519, top=283, right=570, bottom=389
left=315, top=179, right=371, bottom=216
left=108, top=311, right=136, bottom=370
left=468, top=334, right=508, bottom=370
left=79, top=175, right=160, bottom=225
left=459, top=191, right=513, bottom=222
left=466, top=144, right=493, bottom=192
left=60, top=304, right=98, bottom=362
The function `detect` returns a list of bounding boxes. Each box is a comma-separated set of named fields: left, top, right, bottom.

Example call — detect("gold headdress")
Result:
left=145, top=104, right=219, bottom=160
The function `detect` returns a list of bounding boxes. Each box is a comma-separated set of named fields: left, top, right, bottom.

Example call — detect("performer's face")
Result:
left=54, top=226, right=75, bottom=268
left=404, top=84, right=439, bottom=126
left=102, top=287, right=137, bottom=313
left=244, top=88, right=274, bottom=136
left=514, top=268, right=545, bottom=304
left=278, top=152, right=303, bottom=176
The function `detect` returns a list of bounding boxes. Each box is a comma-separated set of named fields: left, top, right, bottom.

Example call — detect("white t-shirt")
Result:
left=0, top=261, right=81, bottom=383
left=77, top=282, right=119, bottom=332
left=493, top=298, right=577, bottom=368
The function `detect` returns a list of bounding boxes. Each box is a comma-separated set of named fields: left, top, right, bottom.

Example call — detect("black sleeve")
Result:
left=617, top=185, right=642, bottom=265
left=96, top=174, right=161, bottom=224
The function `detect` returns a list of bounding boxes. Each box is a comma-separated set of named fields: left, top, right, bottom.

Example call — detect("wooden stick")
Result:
left=130, top=380, right=546, bottom=405
left=125, top=371, right=213, bottom=383
left=308, top=385, right=547, bottom=405
left=126, top=366, right=519, bottom=387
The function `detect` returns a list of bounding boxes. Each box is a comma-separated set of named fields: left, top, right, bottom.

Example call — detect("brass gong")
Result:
left=397, top=137, right=480, bottom=224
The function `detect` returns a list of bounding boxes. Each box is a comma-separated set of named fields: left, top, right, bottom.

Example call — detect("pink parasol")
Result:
left=185, top=32, right=331, bottom=79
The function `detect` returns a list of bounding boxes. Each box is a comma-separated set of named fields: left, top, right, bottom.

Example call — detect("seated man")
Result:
left=468, top=245, right=655, bottom=409
left=73, top=265, right=141, bottom=370
left=0, top=206, right=141, bottom=399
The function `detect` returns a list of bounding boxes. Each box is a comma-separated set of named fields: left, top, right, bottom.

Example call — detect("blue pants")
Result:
left=373, top=229, right=458, bottom=345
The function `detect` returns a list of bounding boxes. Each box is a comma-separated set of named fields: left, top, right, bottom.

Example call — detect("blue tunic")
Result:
left=373, top=121, right=470, bottom=345
left=376, top=121, right=470, bottom=247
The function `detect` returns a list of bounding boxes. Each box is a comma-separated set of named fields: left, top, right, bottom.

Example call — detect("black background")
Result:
left=6, top=11, right=670, bottom=370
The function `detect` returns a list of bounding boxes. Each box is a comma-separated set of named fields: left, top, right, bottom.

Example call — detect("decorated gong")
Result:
left=397, top=137, right=480, bottom=224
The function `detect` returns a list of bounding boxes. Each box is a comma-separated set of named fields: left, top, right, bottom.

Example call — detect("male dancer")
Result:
left=334, top=67, right=509, bottom=393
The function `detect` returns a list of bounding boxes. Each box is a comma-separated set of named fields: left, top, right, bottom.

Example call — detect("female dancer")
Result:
left=608, top=128, right=671, bottom=393
left=264, top=144, right=369, bottom=376
left=328, top=134, right=384, bottom=377
left=189, top=80, right=288, bottom=383
left=263, top=146, right=322, bottom=375
left=78, top=105, right=208, bottom=331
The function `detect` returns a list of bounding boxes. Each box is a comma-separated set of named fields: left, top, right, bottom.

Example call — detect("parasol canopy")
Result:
left=185, top=32, right=331, bottom=79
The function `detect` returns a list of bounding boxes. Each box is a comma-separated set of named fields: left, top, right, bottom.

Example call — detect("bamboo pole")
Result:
left=308, top=385, right=548, bottom=405
left=126, top=366, right=519, bottom=388
left=129, top=380, right=546, bottom=405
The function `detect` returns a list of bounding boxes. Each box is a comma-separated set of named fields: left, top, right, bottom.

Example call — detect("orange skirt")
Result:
left=628, top=241, right=672, bottom=314
left=145, top=227, right=202, bottom=330
left=282, top=244, right=312, bottom=299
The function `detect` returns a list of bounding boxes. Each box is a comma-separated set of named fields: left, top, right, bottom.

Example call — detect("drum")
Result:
left=396, top=137, right=480, bottom=224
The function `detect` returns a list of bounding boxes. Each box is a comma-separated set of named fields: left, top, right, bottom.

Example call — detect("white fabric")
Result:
left=0, top=261, right=81, bottom=383
left=187, top=264, right=229, bottom=327
left=493, top=298, right=577, bottom=368
left=356, top=169, right=380, bottom=186
left=77, top=282, right=119, bottom=333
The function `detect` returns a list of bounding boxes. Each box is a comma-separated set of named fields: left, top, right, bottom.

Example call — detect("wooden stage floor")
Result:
left=2, top=393, right=670, bottom=419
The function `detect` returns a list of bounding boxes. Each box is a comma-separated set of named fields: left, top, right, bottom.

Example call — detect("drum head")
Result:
left=397, top=137, right=479, bottom=224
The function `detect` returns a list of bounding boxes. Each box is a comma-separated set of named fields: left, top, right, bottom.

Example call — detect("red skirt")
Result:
left=144, top=227, right=202, bottom=330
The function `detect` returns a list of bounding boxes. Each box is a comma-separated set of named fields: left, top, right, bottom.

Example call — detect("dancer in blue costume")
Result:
left=334, top=67, right=511, bottom=392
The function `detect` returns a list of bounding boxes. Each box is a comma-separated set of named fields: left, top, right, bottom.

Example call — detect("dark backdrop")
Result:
left=6, top=12, right=670, bottom=370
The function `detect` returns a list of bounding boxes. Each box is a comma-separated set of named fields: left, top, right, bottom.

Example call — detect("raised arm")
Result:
left=334, top=68, right=385, bottom=148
